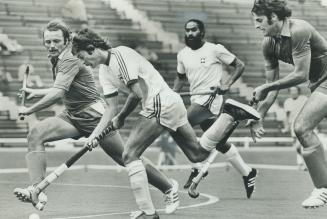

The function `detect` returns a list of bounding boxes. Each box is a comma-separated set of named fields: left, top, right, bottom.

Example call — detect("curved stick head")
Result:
left=188, top=182, right=200, bottom=198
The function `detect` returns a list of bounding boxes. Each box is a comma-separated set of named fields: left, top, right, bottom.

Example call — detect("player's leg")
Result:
left=201, top=117, right=256, bottom=198
left=123, top=116, right=165, bottom=217
left=99, top=132, right=175, bottom=201
left=293, top=91, right=327, bottom=208
left=26, top=115, right=80, bottom=184
left=182, top=104, right=215, bottom=188
left=14, top=115, right=80, bottom=206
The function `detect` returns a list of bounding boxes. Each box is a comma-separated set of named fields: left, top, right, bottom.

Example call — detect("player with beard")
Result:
left=173, top=19, right=257, bottom=198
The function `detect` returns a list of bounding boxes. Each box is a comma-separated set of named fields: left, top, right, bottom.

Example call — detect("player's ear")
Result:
left=86, top=45, right=95, bottom=55
left=271, top=12, right=278, bottom=22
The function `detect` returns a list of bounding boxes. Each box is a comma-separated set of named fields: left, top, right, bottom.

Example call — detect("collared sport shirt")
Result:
left=52, top=46, right=101, bottom=113
left=262, top=18, right=327, bottom=89
left=99, top=46, right=170, bottom=108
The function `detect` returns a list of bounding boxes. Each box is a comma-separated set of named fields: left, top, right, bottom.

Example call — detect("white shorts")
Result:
left=140, top=89, right=188, bottom=131
left=191, top=94, right=224, bottom=115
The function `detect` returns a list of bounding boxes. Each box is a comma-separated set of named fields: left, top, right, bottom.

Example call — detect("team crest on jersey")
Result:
left=200, top=57, right=206, bottom=63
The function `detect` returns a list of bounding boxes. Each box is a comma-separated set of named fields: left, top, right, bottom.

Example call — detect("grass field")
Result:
left=1, top=147, right=327, bottom=219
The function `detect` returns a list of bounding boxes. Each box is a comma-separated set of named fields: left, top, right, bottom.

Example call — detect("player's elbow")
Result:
left=233, top=58, right=245, bottom=74
left=295, top=73, right=308, bottom=84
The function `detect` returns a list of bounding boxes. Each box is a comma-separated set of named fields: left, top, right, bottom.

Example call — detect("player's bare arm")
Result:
left=221, top=57, right=245, bottom=93
left=257, top=56, right=310, bottom=101
left=86, top=93, right=119, bottom=149
left=20, top=87, right=52, bottom=99
left=173, top=73, right=188, bottom=92
left=249, top=60, right=280, bottom=141
left=18, top=87, right=65, bottom=116
left=112, top=80, right=142, bottom=129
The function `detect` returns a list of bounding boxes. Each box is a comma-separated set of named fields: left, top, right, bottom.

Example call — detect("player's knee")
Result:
left=27, top=126, right=45, bottom=146
left=122, top=150, right=139, bottom=166
left=293, top=121, right=307, bottom=139
left=189, top=152, right=207, bottom=163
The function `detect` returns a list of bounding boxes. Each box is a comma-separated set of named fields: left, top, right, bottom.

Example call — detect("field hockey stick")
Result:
left=179, top=86, right=238, bottom=97
left=33, top=124, right=114, bottom=195
left=188, top=99, right=257, bottom=198
left=19, top=66, right=30, bottom=120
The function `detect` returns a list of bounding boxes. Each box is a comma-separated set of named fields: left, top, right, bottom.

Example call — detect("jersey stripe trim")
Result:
left=203, top=94, right=215, bottom=108
left=112, top=50, right=130, bottom=82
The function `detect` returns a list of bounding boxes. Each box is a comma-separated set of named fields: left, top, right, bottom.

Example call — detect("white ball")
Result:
left=29, top=213, right=40, bottom=219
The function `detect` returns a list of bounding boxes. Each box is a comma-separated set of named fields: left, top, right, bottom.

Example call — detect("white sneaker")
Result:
left=164, top=179, right=180, bottom=214
left=130, top=210, right=159, bottom=219
left=14, top=185, right=47, bottom=211
left=302, top=188, right=327, bottom=209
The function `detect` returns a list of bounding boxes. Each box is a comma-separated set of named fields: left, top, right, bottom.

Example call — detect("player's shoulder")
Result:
left=178, top=46, right=190, bottom=56
left=58, top=47, right=80, bottom=64
left=210, top=42, right=229, bottom=52
left=112, top=46, right=140, bottom=59
left=289, top=18, right=313, bottom=37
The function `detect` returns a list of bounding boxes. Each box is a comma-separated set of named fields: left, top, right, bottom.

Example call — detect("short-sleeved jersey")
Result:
left=284, top=95, right=307, bottom=123
left=262, top=18, right=327, bottom=91
left=52, top=46, right=101, bottom=114
left=177, top=42, right=235, bottom=103
left=99, top=46, right=170, bottom=107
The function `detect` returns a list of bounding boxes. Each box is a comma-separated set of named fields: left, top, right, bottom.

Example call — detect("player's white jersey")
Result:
left=99, top=46, right=169, bottom=107
left=177, top=42, right=236, bottom=114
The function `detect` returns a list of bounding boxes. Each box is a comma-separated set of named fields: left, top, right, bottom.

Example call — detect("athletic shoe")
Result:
left=164, top=179, right=180, bottom=214
left=13, top=186, right=47, bottom=211
left=223, top=99, right=261, bottom=121
left=130, top=210, right=159, bottom=219
left=183, top=168, right=208, bottom=189
left=243, top=168, right=257, bottom=199
left=302, top=188, right=327, bottom=209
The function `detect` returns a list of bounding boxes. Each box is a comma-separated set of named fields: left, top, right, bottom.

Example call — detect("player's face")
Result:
left=76, top=50, right=100, bottom=68
left=184, top=21, right=203, bottom=49
left=44, top=30, right=66, bottom=58
left=252, top=13, right=279, bottom=36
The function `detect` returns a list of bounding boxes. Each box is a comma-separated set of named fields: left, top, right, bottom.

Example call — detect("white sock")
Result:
left=126, top=160, right=155, bottom=215
left=191, top=162, right=203, bottom=170
left=224, top=144, right=251, bottom=176
left=199, top=113, right=235, bottom=151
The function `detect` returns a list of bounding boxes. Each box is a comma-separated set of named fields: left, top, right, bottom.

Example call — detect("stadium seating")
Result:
left=1, top=0, right=326, bottom=146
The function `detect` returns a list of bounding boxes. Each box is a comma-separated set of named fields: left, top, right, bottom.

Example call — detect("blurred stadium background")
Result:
left=1, top=0, right=327, bottom=218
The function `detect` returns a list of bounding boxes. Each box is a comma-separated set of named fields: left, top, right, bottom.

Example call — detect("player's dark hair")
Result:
left=251, top=0, right=292, bottom=22
left=185, top=19, right=205, bottom=37
left=43, top=19, right=72, bottom=44
left=72, top=28, right=111, bottom=55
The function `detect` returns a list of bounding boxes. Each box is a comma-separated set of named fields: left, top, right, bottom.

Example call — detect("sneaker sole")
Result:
left=14, top=189, right=31, bottom=203
left=245, top=169, right=258, bottom=199
left=303, top=204, right=326, bottom=209
left=225, top=99, right=261, bottom=120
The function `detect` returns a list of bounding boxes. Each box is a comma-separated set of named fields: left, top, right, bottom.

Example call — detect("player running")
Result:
left=174, top=19, right=257, bottom=198
left=250, top=0, right=327, bottom=208
left=72, top=28, right=260, bottom=218
left=13, top=19, right=180, bottom=214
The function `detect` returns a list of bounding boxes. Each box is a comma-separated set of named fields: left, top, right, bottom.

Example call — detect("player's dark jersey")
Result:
left=52, top=46, right=101, bottom=114
left=262, top=18, right=327, bottom=90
